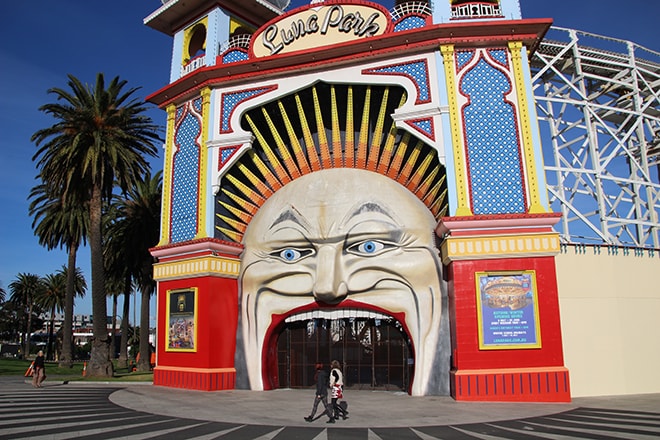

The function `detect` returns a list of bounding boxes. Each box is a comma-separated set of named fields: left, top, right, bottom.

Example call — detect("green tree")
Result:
left=31, top=73, right=161, bottom=377
left=36, top=267, right=86, bottom=361
left=0, top=283, right=6, bottom=302
left=107, top=171, right=162, bottom=371
left=28, top=181, right=88, bottom=367
left=9, top=273, right=45, bottom=356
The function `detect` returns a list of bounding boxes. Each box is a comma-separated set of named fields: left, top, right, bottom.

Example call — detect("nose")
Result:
left=312, top=244, right=348, bottom=303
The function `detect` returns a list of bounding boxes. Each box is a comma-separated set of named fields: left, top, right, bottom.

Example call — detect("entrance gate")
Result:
left=277, top=318, right=413, bottom=392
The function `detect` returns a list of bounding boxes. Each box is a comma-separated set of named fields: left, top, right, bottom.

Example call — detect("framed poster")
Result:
left=475, top=271, right=541, bottom=350
left=166, top=288, right=198, bottom=352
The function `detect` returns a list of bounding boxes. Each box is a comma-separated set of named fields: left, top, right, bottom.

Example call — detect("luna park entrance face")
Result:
left=276, top=317, right=413, bottom=392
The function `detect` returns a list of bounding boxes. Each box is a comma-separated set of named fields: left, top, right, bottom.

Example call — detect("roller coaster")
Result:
left=530, top=27, right=660, bottom=248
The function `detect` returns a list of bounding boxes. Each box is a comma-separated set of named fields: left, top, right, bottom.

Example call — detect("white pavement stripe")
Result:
left=20, top=417, right=174, bottom=440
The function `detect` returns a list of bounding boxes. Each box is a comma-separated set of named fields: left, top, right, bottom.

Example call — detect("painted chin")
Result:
left=244, top=293, right=434, bottom=394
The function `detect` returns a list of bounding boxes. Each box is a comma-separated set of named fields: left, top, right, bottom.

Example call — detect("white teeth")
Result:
left=284, top=309, right=390, bottom=323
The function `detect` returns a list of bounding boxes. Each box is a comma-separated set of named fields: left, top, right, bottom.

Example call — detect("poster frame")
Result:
left=475, top=270, right=542, bottom=350
left=165, top=288, right=198, bottom=352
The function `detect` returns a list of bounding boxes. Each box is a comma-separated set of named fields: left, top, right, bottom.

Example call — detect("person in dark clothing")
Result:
left=32, top=350, right=46, bottom=388
left=304, top=363, right=335, bottom=423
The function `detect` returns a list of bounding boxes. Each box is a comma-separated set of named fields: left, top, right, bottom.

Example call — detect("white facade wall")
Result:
left=556, top=246, right=660, bottom=397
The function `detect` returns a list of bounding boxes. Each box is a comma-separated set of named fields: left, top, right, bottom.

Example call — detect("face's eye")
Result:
left=347, top=240, right=389, bottom=256
left=271, top=248, right=313, bottom=263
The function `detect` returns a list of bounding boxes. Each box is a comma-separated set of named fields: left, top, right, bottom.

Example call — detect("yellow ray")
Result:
left=398, top=139, right=423, bottom=187
left=313, top=86, right=332, bottom=168
left=387, top=131, right=411, bottom=180
left=331, top=85, right=343, bottom=168
left=217, top=213, right=247, bottom=234
left=295, top=93, right=322, bottom=171
left=215, top=225, right=243, bottom=243
left=237, top=162, right=273, bottom=199
left=356, top=86, right=372, bottom=169
left=262, top=106, right=301, bottom=179
left=345, top=86, right=355, bottom=168
left=221, top=188, right=259, bottom=217
left=225, top=173, right=266, bottom=206
left=367, top=87, right=390, bottom=172
left=377, top=94, right=405, bottom=175
left=415, top=166, right=438, bottom=199
left=249, top=150, right=283, bottom=192
left=219, top=200, right=252, bottom=225
left=278, top=100, right=312, bottom=175
left=245, top=114, right=290, bottom=186
left=406, top=151, right=434, bottom=195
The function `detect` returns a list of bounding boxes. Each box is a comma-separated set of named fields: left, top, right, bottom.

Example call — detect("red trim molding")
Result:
left=153, top=366, right=236, bottom=391
left=451, top=367, right=571, bottom=402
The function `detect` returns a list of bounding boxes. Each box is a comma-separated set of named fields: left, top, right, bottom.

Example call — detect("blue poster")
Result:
left=476, top=272, right=541, bottom=349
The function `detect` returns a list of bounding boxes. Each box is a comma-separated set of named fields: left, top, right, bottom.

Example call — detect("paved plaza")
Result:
left=1, top=376, right=659, bottom=439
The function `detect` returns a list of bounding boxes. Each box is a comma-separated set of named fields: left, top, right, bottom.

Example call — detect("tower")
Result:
left=145, top=0, right=570, bottom=401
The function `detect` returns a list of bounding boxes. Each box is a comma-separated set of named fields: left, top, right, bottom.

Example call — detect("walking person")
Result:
left=329, top=360, right=348, bottom=420
left=32, top=350, right=46, bottom=388
left=304, top=363, right=335, bottom=423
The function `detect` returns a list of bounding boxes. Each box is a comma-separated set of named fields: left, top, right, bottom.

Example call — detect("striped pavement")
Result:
left=1, top=377, right=659, bottom=439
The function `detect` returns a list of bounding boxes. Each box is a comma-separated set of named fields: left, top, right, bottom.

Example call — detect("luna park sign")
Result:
left=252, top=3, right=390, bottom=58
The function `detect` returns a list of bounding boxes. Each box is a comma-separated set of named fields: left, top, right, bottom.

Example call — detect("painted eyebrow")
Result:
left=269, top=207, right=310, bottom=232
left=347, top=202, right=397, bottom=222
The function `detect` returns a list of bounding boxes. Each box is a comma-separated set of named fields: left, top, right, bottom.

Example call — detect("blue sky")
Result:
left=1, top=0, right=658, bottom=319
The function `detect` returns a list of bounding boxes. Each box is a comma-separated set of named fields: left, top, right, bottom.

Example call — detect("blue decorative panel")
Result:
left=460, top=56, right=526, bottom=214
left=456, top=50, right=475, bottom=71
left=363, top=60, right=430, bottom=104
left=488, top=49, right=509, bottom=68
left=171, top=99, right=202, bottom=243
left=222, top=49, right=249, bottom=64
left=219, top=86, right=277, bottom=133
left=405, top=117, right=435, bottom=140
left=394, top=16, right=426, bottom=32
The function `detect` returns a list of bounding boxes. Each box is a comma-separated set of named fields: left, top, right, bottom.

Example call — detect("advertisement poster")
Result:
left=166, top=289, right=197, bottom=352
left=476, top=271, right=541, bottom=349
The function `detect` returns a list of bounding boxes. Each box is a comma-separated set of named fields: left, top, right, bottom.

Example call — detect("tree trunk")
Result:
left=24, top=302, right=33, bottom=356
left=118, top=278, right=131, bottom=368
left=59, top=245, right=77, bottom=368
left=46, top=305, right=56, bottom=361
left=88, top=186, right=113, bottom=377
left=137, top=289, right=151, bottom=371
left=111, top=293, right=118, bottom=359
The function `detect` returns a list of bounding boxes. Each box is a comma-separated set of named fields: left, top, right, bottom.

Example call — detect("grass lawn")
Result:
left=0, top=358, right=153, bottom=382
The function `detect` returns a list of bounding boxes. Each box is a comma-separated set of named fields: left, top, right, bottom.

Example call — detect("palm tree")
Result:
left=0, top=284, right=5, bottom=302
left=32, top=73, right=161, bottom=377
left=104, top=221, right=135, bottom=368
left=107, top=171, right=162, bottom=371
left=37, top=271, right=65, bottom=361
left=28, top=181, right=88, bottom=367
left=37, top=267, right=86, bottom=361
left=9, top=273, right=45, bottom=356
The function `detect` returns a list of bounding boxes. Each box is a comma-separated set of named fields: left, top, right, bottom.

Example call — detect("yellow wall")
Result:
left=555, top=246, right=660, bottom=397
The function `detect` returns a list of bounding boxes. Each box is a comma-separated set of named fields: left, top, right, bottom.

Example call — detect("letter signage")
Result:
left=252, top=3, right=390, bottom=58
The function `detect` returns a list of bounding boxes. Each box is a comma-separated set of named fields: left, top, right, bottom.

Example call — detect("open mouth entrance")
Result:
left=275, top=315, right=413, bottom=392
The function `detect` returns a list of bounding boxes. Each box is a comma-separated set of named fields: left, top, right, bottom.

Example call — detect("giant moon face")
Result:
left=238, top=168, right=445, bottom=396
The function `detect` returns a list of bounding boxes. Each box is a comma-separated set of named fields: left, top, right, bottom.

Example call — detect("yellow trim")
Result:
left=454, top=366, right=568, bottom=375
left=155, top=365, right=237, bottom=373
left=441, top=44, right=473, bottom=216
left=508, top=41, right=546, bottom=214
left=440, top=232, right=560, bottom=264
left=182, top=17, right=208, bottom=65
left=195, top=88, right=211, bottom=239
left=165, top=288, right=198, bottom=352
left=475, top=270, right=542, bottom=350
left=229, top=17, right=253, bottom=35
left=158, top=104, right=177, bottom=246
left=153, top=255, right=241, bottom=281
